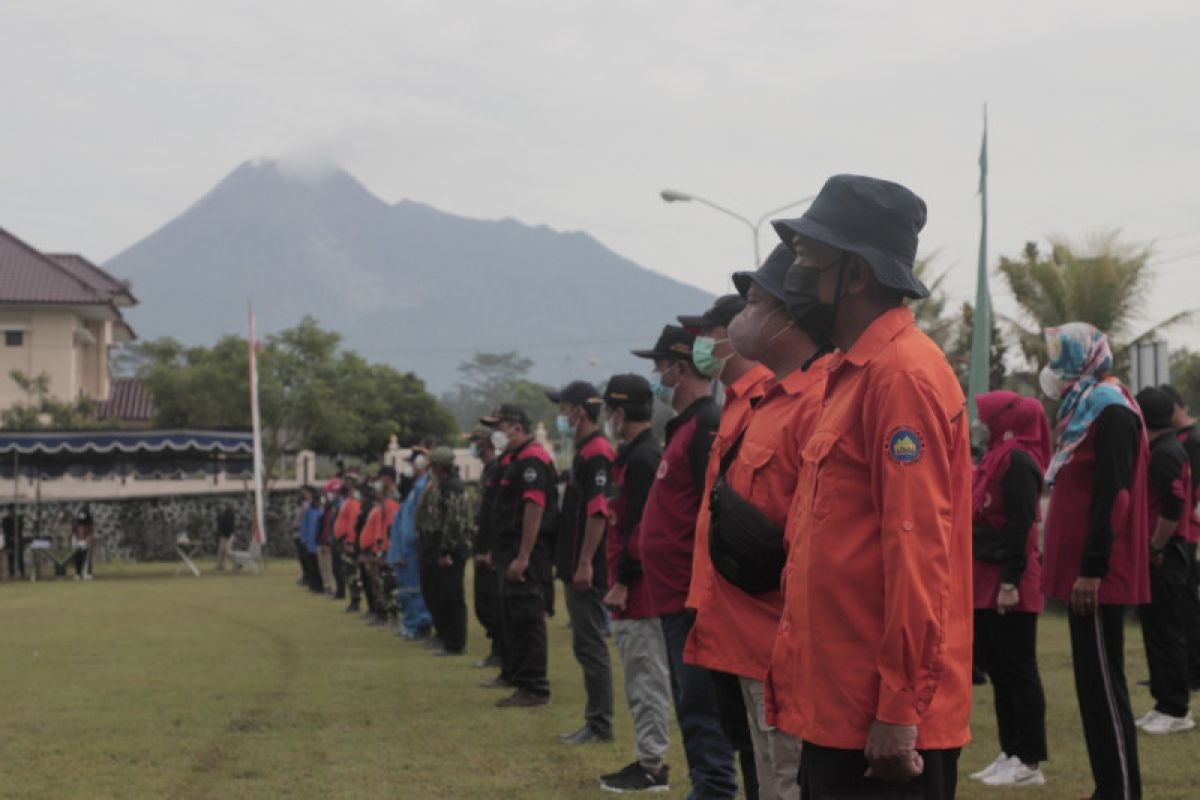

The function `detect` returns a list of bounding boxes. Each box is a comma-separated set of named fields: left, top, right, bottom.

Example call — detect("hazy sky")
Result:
left=3, top=0, right=1198, bottom=347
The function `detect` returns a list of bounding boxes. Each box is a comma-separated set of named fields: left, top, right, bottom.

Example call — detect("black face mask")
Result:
left=783, top=254, right=848, bottom=345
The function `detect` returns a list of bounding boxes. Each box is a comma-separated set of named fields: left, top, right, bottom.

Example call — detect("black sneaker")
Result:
left=343, top=601, right=360, bottom=613
left=480, top=676, right=514, bottom=689
left=600, top=762, right=669, bottom=793
left=495, top=689, right=550, bottom=708
left=559, top=725, right=613, bottom=745
left=473, top=655, right=502, bottom=669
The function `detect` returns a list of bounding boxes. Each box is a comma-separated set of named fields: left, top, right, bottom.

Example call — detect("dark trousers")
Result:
left=428, top=557, right=468, bottom=653
left=660, top=610, right=738, bottom=800
left=564, top=584, right=614, bottom=736
left=973, top=609, right=1048, bottom=763
left=711, top=669, right=759, bottom=800
left=419, top=541, right=437, bottom=631
left=495, top=549, right=550, bottom=695
left=799, top=742, right=960, bottom=800
left=1138, top=538, right=1192, bottom=717
left=360, top=563, right=378, bottom=611
left=301, top=549, right=322, bottom=593
left=331, top=539, right=347, bottom=598
left=474, top=560, right=502, bottom=658
left=1184, top=542, right=1200, bottom=689
left=1068, top=605, right=1141, bottom=800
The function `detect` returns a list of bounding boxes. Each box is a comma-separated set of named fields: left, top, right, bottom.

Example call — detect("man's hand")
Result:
left=475, top=552, right=492, bottom=568
left=996, top=585, right=1019, bottom=615
left=571, top=562, right=593, bottom=592
left=438, top=555, right=453, bottom=569
left=603, top=582, right=628, bottom=613
left=863, top=720, right=923, bottom=784
left=506, top=556, right=528, bottom=583
left=1070, top=576, right=1101, bottom=616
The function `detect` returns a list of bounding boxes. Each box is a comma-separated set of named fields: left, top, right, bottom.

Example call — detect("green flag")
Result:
left=967, top=106, right=991, bottom=423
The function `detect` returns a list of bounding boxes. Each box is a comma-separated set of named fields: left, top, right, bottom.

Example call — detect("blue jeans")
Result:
left=660, top=610, right=738, bottom=800
left=394, top=525, right=431, bottom=633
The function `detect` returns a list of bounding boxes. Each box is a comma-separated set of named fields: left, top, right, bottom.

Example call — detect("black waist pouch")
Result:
left=708, top=479, right=786, bottom=595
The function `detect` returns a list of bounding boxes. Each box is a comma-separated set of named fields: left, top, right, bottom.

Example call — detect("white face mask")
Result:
left=1039, top=365, right=1068, bottom=401
left=413, top=454, right=429, bottom=470
left=491, top=430, right=510, bottom=453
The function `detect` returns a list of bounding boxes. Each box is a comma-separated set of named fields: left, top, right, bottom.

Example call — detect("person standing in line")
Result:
left=765, top=175, right=973, bottom=799
left=679, top=292, right=771, bottom=799
left=358, top=467, right=401, bottom=625
left=2, top=505, right=20, bottom=580
left=334, top=481, right=363, bottom=608
left=1133, top=387, right=1194, bottom=734
left=316, top=483, right=340, bottom=595
left=685, top=250, right=826, bottom=800
left=968, top=391, right=1050, bottom=787
left=415, top=446, right=473, bottom=656
left=550, top=380, right=616, bottom=745
left=599, top=374, right=673, bottom=794
left=299, top=489, right=325, bottom=594
left=1160, top=383, right=1200, bottom=691
left=1040, top=322, right=1149, bottom=800
left=487, top=403, right=558, bottom=709
left=632, top=325, right=739, bottom=800
left=215, top=503, right=236, bottom=571
left=469, top=427, right=504, bottom=669
left=392, top=452, right=434, bottom=640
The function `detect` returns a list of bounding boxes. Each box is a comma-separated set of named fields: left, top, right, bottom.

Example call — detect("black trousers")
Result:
left=331, top=539, right=347, bottom=598
left=1184, top=541, right=1200, bottom=689
left=1138, top=538, right=1191, bottom=717
left=427, top=557, right=468, bottom=653
left=419, top=540, right=438, bottom=632
left=564, top=584, right=615, bottom=737
left=711, top=669, right=760, bottom=800
left=474, top=560, right=502, bottom=657
left=973, top=609, right=1048, bottom=763
left=1068, top=605, right=1141, bottom=800
left=300, top=548, right=322, bottom=593
left=799, top=742, right=959, bottom=799
left=494, top=548, right=550, bottom=695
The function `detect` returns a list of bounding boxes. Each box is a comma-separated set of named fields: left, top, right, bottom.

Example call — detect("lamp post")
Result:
left=660, top=189, right=816, bottom=266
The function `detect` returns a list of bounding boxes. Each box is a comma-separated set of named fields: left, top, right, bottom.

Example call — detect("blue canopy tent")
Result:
left=0, top=430, right=254, bottom=480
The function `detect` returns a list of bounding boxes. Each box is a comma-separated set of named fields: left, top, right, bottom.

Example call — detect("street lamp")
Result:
left=659, top=189, right=816, bottom=266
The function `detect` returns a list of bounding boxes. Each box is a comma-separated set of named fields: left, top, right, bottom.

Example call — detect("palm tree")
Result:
left=997, top=231, right=1193, bottom=372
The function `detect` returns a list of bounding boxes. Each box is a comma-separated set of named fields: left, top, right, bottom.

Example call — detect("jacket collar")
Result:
left=839, top=306, right=915, bottom=368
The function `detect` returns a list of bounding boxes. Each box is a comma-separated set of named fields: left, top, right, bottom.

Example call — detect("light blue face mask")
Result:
left=692, top=336, right=728, bottom=379
left=555, top=414, right=575, bottom=437
left=649, top=371, right=675, bottom=405
left=468, top=442, right=480, bottom=459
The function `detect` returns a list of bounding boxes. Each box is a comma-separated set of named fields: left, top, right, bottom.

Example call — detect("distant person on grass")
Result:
left=1133, top=387, right=1195, bottom=735
left=468, top=426, right=504, bottom=669
left=392, top=450, right=434, bottom=641
left=1040, top=322, right=1149, bottom=799
left=968, top=391, right=1050, bottom=787
left=415, top=446, right=472, bottom=656
left=215, top=503, right=236, bottom=571
left=71, top=507, right=95, bottom=581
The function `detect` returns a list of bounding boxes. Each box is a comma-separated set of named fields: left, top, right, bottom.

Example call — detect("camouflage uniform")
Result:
left=415, top=467, right=473, bottom=653
left=342, top=496, right=373, bottom=611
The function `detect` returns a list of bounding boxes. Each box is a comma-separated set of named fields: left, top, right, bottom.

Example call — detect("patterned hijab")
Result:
left=1043, top=322, right=1136, bottom=482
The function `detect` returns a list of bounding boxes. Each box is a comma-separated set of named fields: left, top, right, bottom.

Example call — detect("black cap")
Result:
left=1136, top=387, right=1175, bottom=431
left=467, top=426, right=492, bottom=442
left=546, top=380, right=604, bottom=407
left=772, top=174, right=930, bottom=299
left=604, top=374, right=653, bottom=406
left=631, top=325, right=696, bottom=360
left=732, top=243, right=794, bottom=302
left=479, top=403, right=532, bottom=429
left=677, top=295, right=745, bottom=333
left=376, top=465, right=397, bottom=480
left=1159, top=384, right=1187, bottom=410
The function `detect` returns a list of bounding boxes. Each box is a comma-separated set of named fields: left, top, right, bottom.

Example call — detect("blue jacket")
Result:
left=300, top=505, right=323, bottom=554
left=388, top=473, right=428, bottom=564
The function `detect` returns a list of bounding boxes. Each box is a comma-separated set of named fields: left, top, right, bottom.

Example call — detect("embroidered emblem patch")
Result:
left=523, top=467, right=538, bottom=484
left=595, top=472, right=608, bottom=488
left=886, top=427, right=924, bottom=465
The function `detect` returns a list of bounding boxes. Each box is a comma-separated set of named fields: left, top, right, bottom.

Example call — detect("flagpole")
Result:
left=967, top=105, right=991, bottom=423
left=248, top=304, right=267, bottom=550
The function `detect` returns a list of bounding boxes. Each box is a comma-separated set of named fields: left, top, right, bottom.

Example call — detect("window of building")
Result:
left=4, top=330, right=24, bottom=347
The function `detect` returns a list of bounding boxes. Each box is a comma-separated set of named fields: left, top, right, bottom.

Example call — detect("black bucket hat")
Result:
left=772, top=174, right=930, bottom=299
left=732, top=243, right=794, bottom=303
left=677, top=295, right=745, bottom=333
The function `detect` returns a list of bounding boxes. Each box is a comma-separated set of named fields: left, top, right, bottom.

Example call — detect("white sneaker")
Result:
left=83, top=574, right=93, bottom=581
left=969, top=753, right=1014, bottom=781
left=1134, top=709, right=1157, bottom=728
left=1141, top=710, right=1195, bottom=735
left=984, top=761, right=1046, bottom=786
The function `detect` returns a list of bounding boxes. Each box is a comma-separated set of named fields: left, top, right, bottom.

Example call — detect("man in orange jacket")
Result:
left=765, top=175, right=972, bottom=798
left=358, top=466, right=402, bottom=626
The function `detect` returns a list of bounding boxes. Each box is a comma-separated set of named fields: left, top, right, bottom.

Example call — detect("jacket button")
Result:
left=902, top=521, right=913, bottom=532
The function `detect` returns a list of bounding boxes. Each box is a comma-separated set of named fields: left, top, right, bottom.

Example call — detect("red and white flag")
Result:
left=248, top=305, right=267, bottom=546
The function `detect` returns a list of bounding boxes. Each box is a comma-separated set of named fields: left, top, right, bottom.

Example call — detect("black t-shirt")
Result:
left=1082, top=404, right=1141, bottom=578
left=612, top=428, right=662, bottom=585
left=1149, top=431, right=1188, bottom=523
left=997, top=449, right=1043, bottom=585
left=556, top=431, right=613, bottom=588
left=1179, top=424, right=1200, bottom=495
left=491, top=439, right=558, bottom=559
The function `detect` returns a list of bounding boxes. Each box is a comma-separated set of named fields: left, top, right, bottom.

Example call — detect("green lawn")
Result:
left=1, top=562, right=1195, bottom=799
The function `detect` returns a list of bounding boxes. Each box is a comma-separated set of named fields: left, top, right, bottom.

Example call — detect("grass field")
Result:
left=1, top=561, right=1196, bottom=799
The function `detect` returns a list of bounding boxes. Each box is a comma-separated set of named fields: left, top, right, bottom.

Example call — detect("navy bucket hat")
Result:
left=732, top=243, right=794, bottom=303
left=772, top=174, right=930, bottom=299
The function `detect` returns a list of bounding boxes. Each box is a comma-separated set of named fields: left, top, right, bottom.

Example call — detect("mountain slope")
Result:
left=105, top=160, right=714, bottom=392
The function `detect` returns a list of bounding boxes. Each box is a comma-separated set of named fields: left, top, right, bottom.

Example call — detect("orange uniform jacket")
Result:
left=685, top=362, right=826, bottom=681
left=765, top=306, right=973, bottom=750
left=357, top=498, right=400, bottom=555
left=685, top=364, right=772, bottom=610
left=333, top=498, right=361, bottom=543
